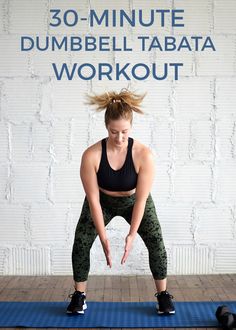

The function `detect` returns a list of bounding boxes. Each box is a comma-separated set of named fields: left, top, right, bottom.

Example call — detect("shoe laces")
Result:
left=155, top=290, right=174, bottom=299
left=68, top=291, right=85, bottom=300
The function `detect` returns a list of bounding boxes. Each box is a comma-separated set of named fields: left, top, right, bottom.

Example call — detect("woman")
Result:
left=67, top=89, right=175, bottom=315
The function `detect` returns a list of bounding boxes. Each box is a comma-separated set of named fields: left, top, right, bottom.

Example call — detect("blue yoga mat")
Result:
left=0, top=301, right=235, bottom=328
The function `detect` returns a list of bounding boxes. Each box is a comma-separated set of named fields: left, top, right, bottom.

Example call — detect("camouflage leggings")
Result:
left=72, top=190, right=167, bottom=282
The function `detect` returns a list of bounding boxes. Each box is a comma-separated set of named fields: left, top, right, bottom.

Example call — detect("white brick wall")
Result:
left=214, top=0, right=236, bottom=34
left=9, top=0, right=48, bottom=34
left=0, top=248, right=7, bottom=275
left=196, top=35, right=236, bottom=76
left=0, top=36, right=30, bottom=76
left=173, top=245, right=214, bottom=274
left=2, top=79, right=41, bottom=122
left=0, top=0, right=236, bottom=276
left=0, top=205, right=27, bottom=243
left=7, top=247, right=51, bottom=275
left=173, top=0, right=213, bottom=35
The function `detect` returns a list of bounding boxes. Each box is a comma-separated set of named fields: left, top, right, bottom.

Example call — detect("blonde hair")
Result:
left=87, top=89, right=145, bottom=126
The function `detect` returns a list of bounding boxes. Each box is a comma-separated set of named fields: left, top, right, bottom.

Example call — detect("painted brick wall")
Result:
left=0, top=0, right=236, bottom=276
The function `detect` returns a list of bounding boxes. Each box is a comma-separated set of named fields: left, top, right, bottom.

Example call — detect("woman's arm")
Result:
left=128, top=148, right=155, bottom=236
left=121, top=148, right=155, bottom=264
left=80, top=148, right=112, bottom=267
left=80, top=148, right=107, bottom=241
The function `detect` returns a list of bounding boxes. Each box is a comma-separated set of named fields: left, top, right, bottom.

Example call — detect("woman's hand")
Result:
left=121, top=234, right=135, bottom=265
left=100, top=238, right=112, bottom=268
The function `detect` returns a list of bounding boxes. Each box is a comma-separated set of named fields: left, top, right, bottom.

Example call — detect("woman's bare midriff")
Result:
left=99, top=187, right=136, bottom=197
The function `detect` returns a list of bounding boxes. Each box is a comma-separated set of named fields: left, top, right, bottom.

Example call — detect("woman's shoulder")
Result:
left=132, top=138, right=153, bottom=159
left=82, top=140, right=105, bottom=167
left=83, top=140, right=102, bottom=156
left=132, top=139, right=154, bottom=172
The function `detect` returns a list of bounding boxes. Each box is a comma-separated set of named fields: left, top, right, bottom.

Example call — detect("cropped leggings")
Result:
left=72, top=190, right=167, bottom=282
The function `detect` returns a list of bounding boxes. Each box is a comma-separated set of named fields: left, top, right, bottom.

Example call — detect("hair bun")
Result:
left=112, top=99, right=122, bottom=103
left=86, top=88, right=146, bottom=114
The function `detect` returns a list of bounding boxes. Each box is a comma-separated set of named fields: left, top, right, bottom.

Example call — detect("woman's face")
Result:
left=107, top=118, right=131, bottom=147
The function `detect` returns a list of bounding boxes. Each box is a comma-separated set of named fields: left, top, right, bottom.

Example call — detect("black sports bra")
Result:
left=97, top=137, right=138, bottom=192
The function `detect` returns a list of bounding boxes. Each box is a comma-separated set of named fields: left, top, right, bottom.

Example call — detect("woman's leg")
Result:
left=68, top=195, right=114, bottom=314
left=154, top=278, right=167, bottom=292
left=125, top=194, right=174, bottom=314
left=72, top=196, right=113, bottom=292
left=122, top=194, right=167, bottom=285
